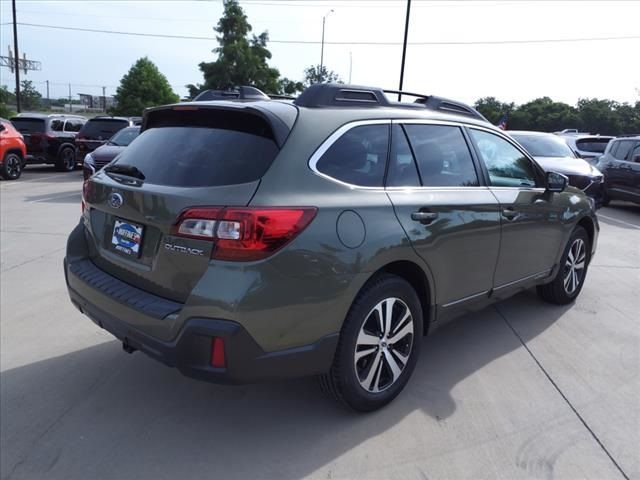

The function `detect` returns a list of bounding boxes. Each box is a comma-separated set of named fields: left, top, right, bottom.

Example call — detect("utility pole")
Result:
left=349, top=51, right=353, bottom=84
left=11, top=0, right=21, bottom=112
left=46, top=80, right=50, bottom=108
left=398, top=0, right=411, bottom=101
left=320, top=9, right=334, bottom=76
left=102, top=86, right=106, bottom=112
left=68, top=83, right=72, bottom=112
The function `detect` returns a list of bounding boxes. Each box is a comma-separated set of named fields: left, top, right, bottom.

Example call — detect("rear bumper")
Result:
left=65, top=258, right=338, bottom=384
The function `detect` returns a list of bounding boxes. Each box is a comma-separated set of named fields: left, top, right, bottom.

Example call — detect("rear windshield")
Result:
left=576, top=138, right=610, bottom=153
left=111, top=110, right=278, bottom=187
left=11, top=118, right=45, bottom=133
left=80, top=119, right=129, bottom=138
left=511, top=134, right=575, bottom=158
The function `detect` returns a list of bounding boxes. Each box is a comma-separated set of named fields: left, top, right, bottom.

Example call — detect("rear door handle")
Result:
left=502, top=208, right=518, bottom=220
left=411, top=211, right=439, bottom=224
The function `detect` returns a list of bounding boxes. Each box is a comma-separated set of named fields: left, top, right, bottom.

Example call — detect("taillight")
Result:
left=210, top=337, right=226, bottom=368
left=171, top=207, right=317, bottom=261
left=82, top=180, right=91, bottom=213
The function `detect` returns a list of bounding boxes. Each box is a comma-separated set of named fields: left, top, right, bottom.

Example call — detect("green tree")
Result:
left=110, top=57, right=179, bottom=116
left=189, top=0, right=281, bottom=97
left=0, top=85, right=16, bottom=118
left=278, top=77, right=305, bottom=95
left=474, top=97, right=514, bottom=125
left=576, top=98, right=621, bottom=135
left=303, top=65, right=342, bottom=86
left=16, top=80, right=42, bottom=111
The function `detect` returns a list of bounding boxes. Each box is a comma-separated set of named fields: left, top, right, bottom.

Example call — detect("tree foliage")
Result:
left=188, top=0, right=282, bottom=96
left=16, top=80, right=42, bottom=111
left=303, top=65, right=342, bottom=86
left=0, top=85, right=16, bottom=117
left=110, top=57, right=179, bottom=116
left=475, top=96, right=640, bottom=135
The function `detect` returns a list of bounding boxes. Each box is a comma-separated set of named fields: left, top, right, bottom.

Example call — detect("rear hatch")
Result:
left=76, top=118, right=129, bottom=154
left=82, top=103, right=297, bottom=303
left=10, top=117, right=46, bottom=154
left=575, top=137, right=611, bottom=158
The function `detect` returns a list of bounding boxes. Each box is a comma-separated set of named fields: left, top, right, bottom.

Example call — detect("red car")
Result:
left=0, top=117, right=27, bottom=180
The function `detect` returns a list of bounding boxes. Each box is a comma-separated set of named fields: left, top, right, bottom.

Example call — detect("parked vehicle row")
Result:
left=596, top=135, right=640, bottom=205
left=5, top=114, right=140, bottom=176
left=65, top=83, right=600, bottom=411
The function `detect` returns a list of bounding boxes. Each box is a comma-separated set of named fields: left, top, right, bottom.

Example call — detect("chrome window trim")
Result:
left=308, top=118, right=496, bottom=191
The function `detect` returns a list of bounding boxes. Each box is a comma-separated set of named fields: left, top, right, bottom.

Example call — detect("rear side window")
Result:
left=386, top=125, right=420, bottom=187
left=11, top=118, right=45, bottom=133
left=316, top=124, right=389, bottom=187
left=64, top=119, right=83, bottom=132
left=113, top=110, right=279, bottom=187
left=612, top=140, right=634, bottom=160
left=50, top=119, right=64, bottom=132
left=404, top=124, right=479, bottom=187
left=80, top=119, right=129, bottom=139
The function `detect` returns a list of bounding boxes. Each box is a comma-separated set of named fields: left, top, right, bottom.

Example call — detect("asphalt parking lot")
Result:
left=1, top=168, right=638, bottom=480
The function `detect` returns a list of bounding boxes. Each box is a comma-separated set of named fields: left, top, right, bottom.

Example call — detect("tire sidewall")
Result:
left=1, top=153, right=23, bottom=180
left=335, top=275, right=423, bottom=411
left=556, top=226, right=590, bottom=302
left=58, top=147, right=76, bottom=172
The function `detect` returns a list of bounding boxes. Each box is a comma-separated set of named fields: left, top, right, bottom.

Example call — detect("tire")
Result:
left=320, top=274, right=423, bottom=412
left=55, top=146, right=76, bottom=172
left=537, top=226, right=590, bottom=305
left=0, top=152, right=23, bottom=180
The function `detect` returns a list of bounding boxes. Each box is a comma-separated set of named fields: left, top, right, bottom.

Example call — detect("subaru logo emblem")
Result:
left=108, top=192, right=123, bottom=209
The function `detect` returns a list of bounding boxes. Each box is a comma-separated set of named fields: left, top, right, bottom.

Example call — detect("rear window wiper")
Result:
left=104, top=164, right=145, bottom=180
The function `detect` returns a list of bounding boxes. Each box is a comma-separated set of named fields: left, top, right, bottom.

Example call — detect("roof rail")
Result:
left=193, top=86, right=270, bottom=102
left=294, top=83, right=487, bottom=121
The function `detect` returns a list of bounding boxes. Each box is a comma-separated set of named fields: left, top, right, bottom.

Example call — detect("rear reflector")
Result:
left=172, top=207, right=317, bottom=261
left=211, top=337, right=226, bottom=368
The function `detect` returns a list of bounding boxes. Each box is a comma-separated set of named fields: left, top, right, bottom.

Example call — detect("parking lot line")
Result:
left=597, top=214, right=640, bottom=230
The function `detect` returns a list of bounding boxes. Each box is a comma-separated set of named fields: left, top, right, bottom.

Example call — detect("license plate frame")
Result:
left=111, top=219, right=144, bottom=257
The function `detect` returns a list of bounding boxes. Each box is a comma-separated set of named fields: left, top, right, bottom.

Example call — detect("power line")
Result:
left=12, top=22, right=640, bottom=46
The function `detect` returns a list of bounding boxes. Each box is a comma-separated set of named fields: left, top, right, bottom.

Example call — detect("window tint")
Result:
left=112, top=112, right=279, bottom=187
left=64, top=119, right=83, bottom=132
left=386, top=125, right=420, bottom=187
left=316, top=124, right=389, bottom=187
left=609, top=141, right=619, bottom=157
left=469, top=129, right=538, bottom=188
left=575, top=138, right=610, bottom=154
left=404, top=124, right=478, bottom=187
left=50, top=119, right=64, bottom=132
left=631, top=144, right=640, bottom=162
left=612, top=140, right=634, bottom=160
left=10, top=118, right=45, bottom=133
left=79, top=119, right=129, bottom=139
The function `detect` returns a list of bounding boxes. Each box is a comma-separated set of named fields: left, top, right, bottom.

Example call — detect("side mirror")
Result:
left=546, top=171, right=568, bottom=193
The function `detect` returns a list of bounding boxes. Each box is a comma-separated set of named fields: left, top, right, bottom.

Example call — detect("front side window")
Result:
left=316, top=124, right=389, bottom=187
left=612, top=140, right=634, bottom=160
left=469, top=129, right=538, bottom=188
left=64, top=120, right=83, bottom=132
left=404, top=124, right=479, bottom=187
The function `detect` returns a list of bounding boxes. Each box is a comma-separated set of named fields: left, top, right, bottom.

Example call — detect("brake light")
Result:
left=171, top=207, right=317, bottom=261
left=82, top=180, right=91, bottom=213
left=210, top=337, right=226, bottom=368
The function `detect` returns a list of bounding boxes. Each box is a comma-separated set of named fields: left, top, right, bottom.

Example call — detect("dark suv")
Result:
left=596, top=135, right=640, bottom=205
left=75, top=116, right=142, bottom=157
left=65, top=84, right=599, bottom=411
left=10, top=114, right=86, bottom=171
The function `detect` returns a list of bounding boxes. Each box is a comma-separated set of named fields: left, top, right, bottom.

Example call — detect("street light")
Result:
left=320, top=9, right=334, bottom=75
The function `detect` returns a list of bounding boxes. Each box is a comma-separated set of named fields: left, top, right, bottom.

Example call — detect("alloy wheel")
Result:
left=5, top=154, right=21, bottom=178
left=354, top=297, right=414, bottom=393
left=563, top=238, right=586, bottom=295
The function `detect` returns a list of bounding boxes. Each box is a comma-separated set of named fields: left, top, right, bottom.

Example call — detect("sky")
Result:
left=1, top=0, right=639, bottom=107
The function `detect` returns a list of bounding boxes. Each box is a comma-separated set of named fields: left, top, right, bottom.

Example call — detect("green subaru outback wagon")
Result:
left=65, top=84, right=598, bottom=411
